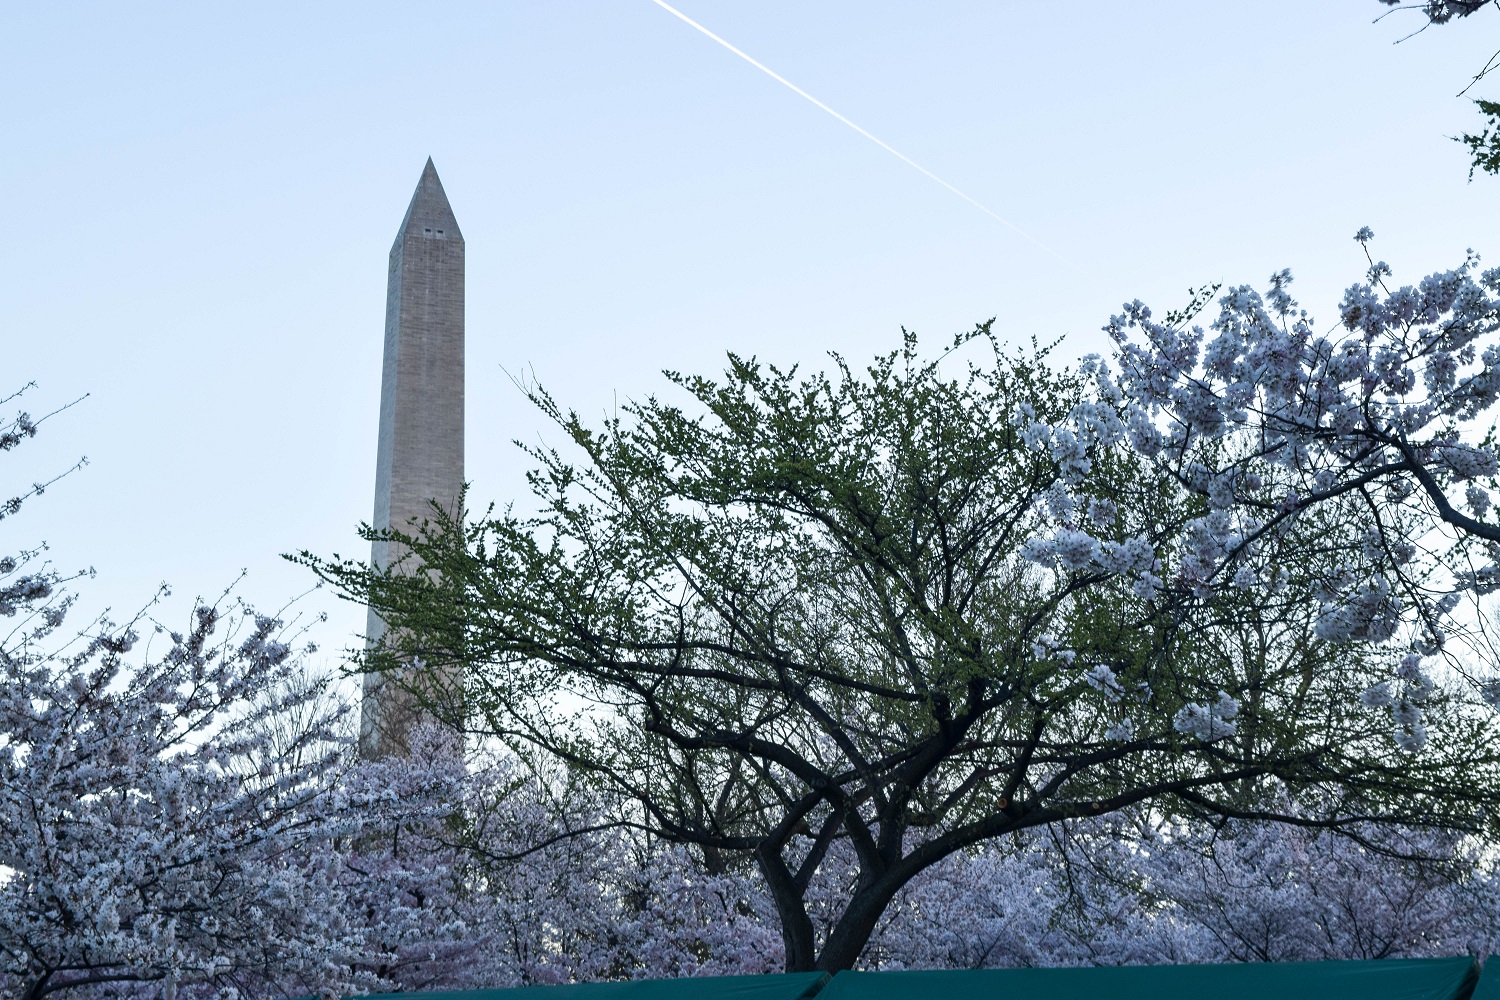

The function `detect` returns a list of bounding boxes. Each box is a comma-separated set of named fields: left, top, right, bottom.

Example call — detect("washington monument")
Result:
left=361, top=158, right=465, bottom=758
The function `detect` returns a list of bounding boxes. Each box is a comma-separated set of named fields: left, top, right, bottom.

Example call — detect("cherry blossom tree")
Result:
left=306, top=253, right=1500, bottom=970
left=856, top=809, right=1499, bottom=970
left=0, top=388, right=445, bottom=1000
left=1091, top=231, right=1500, bottom=742
left=368, top=738, right=783, bottom=987
left=331, top=731, right=627, bottom=992
left=0, top=593, right=372, bottom=999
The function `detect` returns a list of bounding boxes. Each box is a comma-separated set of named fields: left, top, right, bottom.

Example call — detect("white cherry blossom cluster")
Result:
left=0, top=601, right=374, bottom=1000
left=1171, top=691, right=1242, bottom=742
left=1078, top=231, right=1500, bottom=746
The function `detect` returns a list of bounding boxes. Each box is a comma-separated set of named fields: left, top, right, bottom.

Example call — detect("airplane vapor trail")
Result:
left=649, top=0, right=1077, bottom=269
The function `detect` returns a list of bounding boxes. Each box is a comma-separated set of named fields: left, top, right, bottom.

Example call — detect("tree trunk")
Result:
left=757, top=845, right=818, bottom=972
left=815, top=880, right=902, bottom=972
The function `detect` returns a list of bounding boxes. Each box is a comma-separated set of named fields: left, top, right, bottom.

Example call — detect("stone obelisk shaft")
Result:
left=362, top=158, right=464, bottom=758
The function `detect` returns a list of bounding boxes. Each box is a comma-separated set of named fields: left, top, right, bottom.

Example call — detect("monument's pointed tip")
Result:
left=397, top=158, right=462, bottom=243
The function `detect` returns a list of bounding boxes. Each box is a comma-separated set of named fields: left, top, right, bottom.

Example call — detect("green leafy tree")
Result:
left=302, top=329, right=1500, bottom=972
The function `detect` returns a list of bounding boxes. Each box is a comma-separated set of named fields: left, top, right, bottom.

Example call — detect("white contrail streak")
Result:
left=649, top=0, right=1077, bottom=269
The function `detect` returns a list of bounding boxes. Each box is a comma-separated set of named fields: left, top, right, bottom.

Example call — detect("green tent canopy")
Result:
left=359, top=973, right=830, bottom=1000
left=816, top=958, right=1479, bottom=1000
left=1468, top=961, right=1498, bottom=1000
left=351, top=958, right=1486, bottom=1000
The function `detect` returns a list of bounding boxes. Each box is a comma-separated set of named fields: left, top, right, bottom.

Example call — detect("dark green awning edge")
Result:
left=307, top=955, right=1490, bottom=1000
left=818, top=956, right=1479, bottom=1000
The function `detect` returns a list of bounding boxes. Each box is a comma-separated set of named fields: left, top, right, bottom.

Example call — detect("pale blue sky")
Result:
left=5, top=1, right=1500, bottom=663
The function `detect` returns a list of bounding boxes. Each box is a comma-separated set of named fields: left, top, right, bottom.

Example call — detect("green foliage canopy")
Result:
left=302, top=328, right=1500, bottom=971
